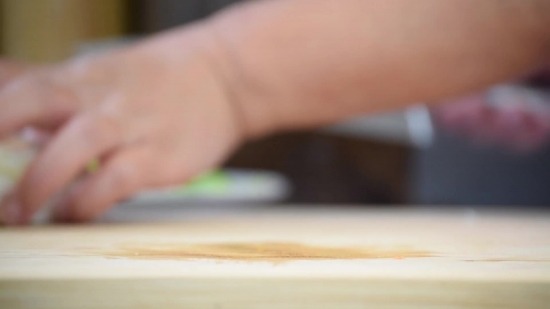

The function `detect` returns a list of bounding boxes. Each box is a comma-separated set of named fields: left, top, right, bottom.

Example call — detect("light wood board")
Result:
left=0, top=205, right=549, bottom=308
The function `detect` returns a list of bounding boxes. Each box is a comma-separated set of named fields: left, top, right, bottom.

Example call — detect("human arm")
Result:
left=1, top=0, right=549, bottom=224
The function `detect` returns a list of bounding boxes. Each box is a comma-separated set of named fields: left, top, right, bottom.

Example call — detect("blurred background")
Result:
left=1, top=0, right=549, bottom=210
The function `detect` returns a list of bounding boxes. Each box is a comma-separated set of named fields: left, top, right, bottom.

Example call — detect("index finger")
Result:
left=0, top=73, right=76, bottom=138
left=13, top=111, right=123, bottom=224
left=0, top=60, right=29, bottom=87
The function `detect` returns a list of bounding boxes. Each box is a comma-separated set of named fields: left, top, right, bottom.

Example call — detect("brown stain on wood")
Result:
left=102, top=242, right=433, bottom=262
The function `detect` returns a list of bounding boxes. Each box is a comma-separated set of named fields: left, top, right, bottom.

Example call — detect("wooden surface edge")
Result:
left=1, top=278, right=548, bottom=309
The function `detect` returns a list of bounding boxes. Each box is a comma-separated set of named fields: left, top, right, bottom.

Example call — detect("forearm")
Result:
left=2, top=0, right=549, bottom=224
left=205, top=0, right=549, bottom=137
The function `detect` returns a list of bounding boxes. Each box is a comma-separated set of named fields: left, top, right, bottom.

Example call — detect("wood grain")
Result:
left=0, top=206, right=549, bottom=308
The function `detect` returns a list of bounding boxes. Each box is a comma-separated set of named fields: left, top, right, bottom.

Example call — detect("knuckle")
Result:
left=154, top=161, right=195, bottom=187
left=8, top=69, right=55, bottom=94
left=72, top=117, right=104, bottom=145
left=105, top=161, right=139, bottom=192
left=71, top=112, right=120, bottom=147
left=46, top=83, right=79, bottom=113
left=1, top=69, right=77, bottom=117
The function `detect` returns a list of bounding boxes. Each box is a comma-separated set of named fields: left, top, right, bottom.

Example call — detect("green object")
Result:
left=86, top=159, right=101, bottom=174
left=176, top=170, right=229, bottom=195
left=0, top=164, right=20, bottom=180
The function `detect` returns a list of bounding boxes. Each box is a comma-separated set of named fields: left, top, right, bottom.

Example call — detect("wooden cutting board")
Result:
left=0, top=205, right=549, bottom=308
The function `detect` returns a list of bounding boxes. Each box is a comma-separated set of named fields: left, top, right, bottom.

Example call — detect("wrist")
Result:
left=143, top=21, right=277, bottom=142
left=203, top=11, right=284, bottom=140
left=114, top=23, right=254, bottom=147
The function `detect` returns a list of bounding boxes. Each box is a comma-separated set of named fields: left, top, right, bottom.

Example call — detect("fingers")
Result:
left=19, top=127, right=54, bottom=149
left=52, top=146, right=185, bottom=222
left=0, top=191, right=20, bottom=226
left=0, top=73, right=75, bottom=138
left=12, top=111, right=123, bottom=224
left=0, top=59, right=29, bottom=87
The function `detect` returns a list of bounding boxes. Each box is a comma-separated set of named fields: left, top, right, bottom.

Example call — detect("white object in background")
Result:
left=406, top=105, right=434, bottom=148
left=487, top=84, right=550, bottom=113
left=326, top=106, right=434, bottom=148
left=134, top=169, right=291, bottom=204
left=327, top=112, right=411, bottom=145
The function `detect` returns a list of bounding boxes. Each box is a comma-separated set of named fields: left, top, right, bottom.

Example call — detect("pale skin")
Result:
left=0, top=0, right=549, bottom=224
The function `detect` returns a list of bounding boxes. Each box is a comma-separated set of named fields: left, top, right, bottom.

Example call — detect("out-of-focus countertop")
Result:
left=1, top=204, right=549, bottom=308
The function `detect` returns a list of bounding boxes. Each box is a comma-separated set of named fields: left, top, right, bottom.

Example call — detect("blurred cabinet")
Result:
left=227, top=132, right=411, bottom=204
left=136, top=0, right=238, bottom=33
left=0, top=0, right=127, bottom=62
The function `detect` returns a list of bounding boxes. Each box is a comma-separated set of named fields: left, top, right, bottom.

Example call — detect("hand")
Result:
left=432, top=86, right=550, bottom=153
left=0, top=59, right=30, bottom=87
left=0, top=28, right=243, bottom=224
